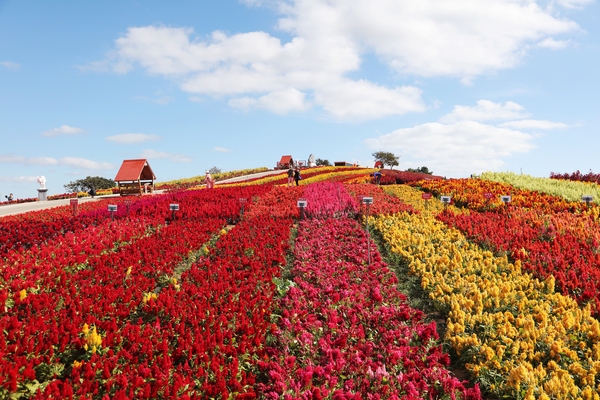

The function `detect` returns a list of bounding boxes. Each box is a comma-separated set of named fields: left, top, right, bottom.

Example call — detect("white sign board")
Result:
left=440, top=196, right=451, bottom=204
left=582, top=195, right=593, bottom=202
left=297, top=200, right=307, bottom=208
left=108, top=205, right=117, bottom=212
left=501, top=196, right=511, bottom=203
left=362, top=196, right=373, bottom=205
left=170, top=204, right=180, bottom=211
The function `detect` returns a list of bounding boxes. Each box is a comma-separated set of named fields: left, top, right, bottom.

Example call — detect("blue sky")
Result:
left=1, top=0, right=598, bottom=199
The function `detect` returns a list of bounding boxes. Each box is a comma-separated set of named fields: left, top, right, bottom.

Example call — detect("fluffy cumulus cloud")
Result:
left=140, top=149, right=192, bottom=162
left=42, top=125, right=85, bottom=137
left=366, top=100, right=568, bottom=177
left=89, top=0, right=585, bottom=118
left=106, top=133, right=160, bottom=144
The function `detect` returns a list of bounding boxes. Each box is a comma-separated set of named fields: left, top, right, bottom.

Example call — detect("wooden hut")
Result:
left=114, top=159, right=156, bottom=196
left=276, top=155, right=294, bottom=170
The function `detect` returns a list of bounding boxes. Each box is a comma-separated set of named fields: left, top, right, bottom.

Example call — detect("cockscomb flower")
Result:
left=19, top=289, right=27, bottom=301
left=82, top=323, right=102, bottom=353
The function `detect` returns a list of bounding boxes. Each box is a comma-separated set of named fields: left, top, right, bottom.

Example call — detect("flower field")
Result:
left=3, top=167, right=600, bottom=398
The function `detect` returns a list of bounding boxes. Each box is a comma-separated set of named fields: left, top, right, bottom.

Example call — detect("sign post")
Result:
left=582, top=195, right=593, bottom=208
left=501, top=195, right=511, bottom=207
left=108, top=205, right=117, bottom=221
left=70, top=198, right=78, bottom=216
left=440, top=196, right=451, bottom=212
left=239, top=198, right=247, bottom=217
left=170, top=204, right=179, bottom=221
left=362, top=197, right=373, bottom=265
left=422, top=192, right=432, bottom=209
left=297, top=198, right=307, bottom=220
left=125, top=199, right=132, bottom=216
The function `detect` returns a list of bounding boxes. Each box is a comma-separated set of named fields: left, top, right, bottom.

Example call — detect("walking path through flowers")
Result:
left=3, top=167, right=600, bottom=398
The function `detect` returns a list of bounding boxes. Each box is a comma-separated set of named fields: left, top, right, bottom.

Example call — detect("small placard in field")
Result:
left=170, top=204, right=180, bottom=211
left=108, top=205, right=117, bottom=212
left=362, top=196, right=373, bottom=205
left=440, top=196, right=451, bottom=204
left=422, top=193, right=432, bottom=200
left=501, top=195, right=511, bottom=203
left=70, top=199, right=78, bottom=206
left=582, top=195, right=593, bottom=202
left=484, top=192, right=493, bottom=199
left=297, top=199, right=307, bottom=208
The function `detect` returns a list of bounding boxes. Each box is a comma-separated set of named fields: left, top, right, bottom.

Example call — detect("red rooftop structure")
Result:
left=114, top=159, right=156, bottom=196
left=276, top=155, right=294, bottom=170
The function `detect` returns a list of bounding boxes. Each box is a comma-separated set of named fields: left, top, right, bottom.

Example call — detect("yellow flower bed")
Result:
left=372, top=211, right=600, bottom=399
left=300, top=168, right=375, bottom=184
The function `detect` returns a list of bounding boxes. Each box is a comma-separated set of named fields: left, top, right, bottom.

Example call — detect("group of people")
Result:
left=287, top=166, right=302, bottom=187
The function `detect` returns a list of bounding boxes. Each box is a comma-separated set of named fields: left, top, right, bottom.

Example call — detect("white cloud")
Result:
left=229, top=88, right=310, bottom=114
left=0, top=61, right=20, bottom=70
left=89, top=1, right=587, bottom=119
left=537, top=37, right=571, bottom=50
left=42, top=125, right=85, bottom=137
left=440, top=100, right=529, bottom=123
left=134, top=95, right=174, bottom=104
left=140, top=149, right=192, bottom=162
left=554, top=0, right=594, bottom=9
left=499, top=119, right=569, bottom=129
left=59, top=157, right=115, bottom=170
left=106, top=133, right=160, bottom=144
left=366, top=99, right=571, bottom=177
left=366, top=121, right=535, bottom=177
left=0, top=176, right=39, bottom=183
left=0, top=155, right=58, bottom=165
left=213, top=147, right=231, bottom=152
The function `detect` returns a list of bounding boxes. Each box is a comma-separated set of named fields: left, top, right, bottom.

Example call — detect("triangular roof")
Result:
left=115, top=159, right=156, bottom=182
left=279, top=155, right=293, bottom=164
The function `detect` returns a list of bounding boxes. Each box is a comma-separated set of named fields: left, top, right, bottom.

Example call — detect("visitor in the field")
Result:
left=5, top=193, right=13, bottom=202
left=373, top=170, right=382, bottom=185
left=294, top=168, right=302, bottom=186
left=205, top=170, right=214, bottom=189
left=88, top=187, right=96, bottom=198
left=287, top=166, right=294, bottom=187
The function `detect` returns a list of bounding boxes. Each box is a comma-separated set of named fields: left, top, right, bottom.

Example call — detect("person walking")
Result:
left=205, top=170, right=214, bottom=189
left=294, top=168, right=302, bottom=186
left=287, top=167, right=294, bottom=187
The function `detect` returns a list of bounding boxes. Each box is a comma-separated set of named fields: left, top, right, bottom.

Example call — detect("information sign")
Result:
left=501, top=196, right=511, bottom=203
left=440, top=196, right=451, bottom=204
left=422, top=193, right=432, bottom=200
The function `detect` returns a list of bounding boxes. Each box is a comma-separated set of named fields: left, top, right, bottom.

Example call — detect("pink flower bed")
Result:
left=257, top=218, right=481, bottom=399
left=302, top=182, right=358, bottom=218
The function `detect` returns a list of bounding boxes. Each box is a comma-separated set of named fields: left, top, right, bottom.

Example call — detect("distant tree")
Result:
left=372, top=151, right=399, bottom=170
left=64, top=176, right=116, bottom=193
left=315, top=158, right=331, bottom=166
left=209, top=166, right=221, bottom=174
left=406, top=166, right=433, bottom=175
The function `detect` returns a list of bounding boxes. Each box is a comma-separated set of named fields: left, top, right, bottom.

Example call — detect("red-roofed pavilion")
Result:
left=114, top=159, right=156, bottom=196
left=276, top=155, right=294, bottom=169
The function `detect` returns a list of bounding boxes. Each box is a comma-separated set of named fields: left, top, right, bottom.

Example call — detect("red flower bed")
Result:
left=380, top=169, right=444, bottom=184
left=438, top=208, right=600, bottom=315
left=551, top=169, right=600, bottom=184
left=258, top=218, right=480, bottom=398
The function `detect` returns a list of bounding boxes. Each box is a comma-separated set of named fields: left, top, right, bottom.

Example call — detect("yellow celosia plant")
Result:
left=81, top=323, right=102, bottom=354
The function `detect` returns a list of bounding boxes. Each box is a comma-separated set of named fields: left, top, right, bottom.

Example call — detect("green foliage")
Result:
left=372, top=151, right=399, bottom=170
left=407, top=166, right=433, bottom=175
left=63, top=176, right=116, bottom=193
left=315, top=158, right=331, bottom=166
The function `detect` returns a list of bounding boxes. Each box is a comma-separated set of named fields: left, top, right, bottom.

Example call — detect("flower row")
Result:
left=258, top=217, right=481, bottom=399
